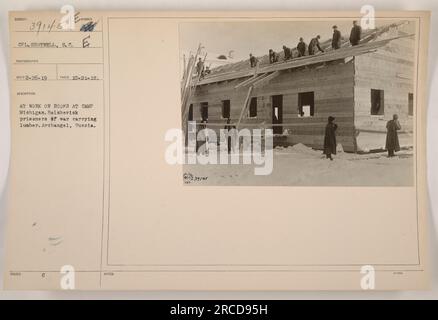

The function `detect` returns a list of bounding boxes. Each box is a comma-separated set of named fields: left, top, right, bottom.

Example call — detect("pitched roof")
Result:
left=197, top=21, right=412, bottom=86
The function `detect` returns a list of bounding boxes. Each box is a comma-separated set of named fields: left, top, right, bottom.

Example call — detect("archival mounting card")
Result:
left=4, top=10, right=430, bottom=290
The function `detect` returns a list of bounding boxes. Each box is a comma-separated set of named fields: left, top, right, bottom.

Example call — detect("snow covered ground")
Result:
left=183, top=143, right=414, bottom=186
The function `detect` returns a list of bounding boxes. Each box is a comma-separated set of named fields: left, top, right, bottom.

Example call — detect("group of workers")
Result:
left=251, top=20, right=363, bottom=68
left=195, top=21, right=363, bottom=75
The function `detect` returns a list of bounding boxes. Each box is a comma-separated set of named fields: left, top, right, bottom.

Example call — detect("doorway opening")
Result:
left=272, top=95, right=283, bottom=134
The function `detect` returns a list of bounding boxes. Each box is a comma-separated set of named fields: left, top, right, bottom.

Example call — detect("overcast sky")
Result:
left=179, top=19, right=396, bottom=61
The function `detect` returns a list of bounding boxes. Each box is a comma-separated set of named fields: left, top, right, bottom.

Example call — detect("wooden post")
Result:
left=236, top=85, right=254, bottom=130
left=181, top=44, right=205, bottom=139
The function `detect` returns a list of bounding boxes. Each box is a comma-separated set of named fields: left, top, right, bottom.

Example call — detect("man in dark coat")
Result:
left=296, top=37, right=307, bottom=57
left=349, top=20, right=362, bottom=46
left=249, top=53, right=258, bottom=68
left=323, top=116, right=337, bottom=160
left=269, top=49, right=279, bottom=63
left=386, top=114, right=401, bottom=157
left=332, top=25, right=342, bottom=49
left=308, top=35, right=324, bottom=55
left=283, top=45, right=292, bottom=60
left=196, top=57, right=204, bottom=76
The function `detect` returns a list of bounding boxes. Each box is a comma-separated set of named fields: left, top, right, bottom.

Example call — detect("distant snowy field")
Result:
left=183, top=144, right=414, bottom=186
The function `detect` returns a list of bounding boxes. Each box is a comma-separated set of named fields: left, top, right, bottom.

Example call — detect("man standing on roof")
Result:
left=282, top=45, right=292, bottom=61
left=196, top=57, right=204, bottom=77
left=332, top=25, right=342, bottom=50
left=308, top=35, right=324, bottom=55
left=249, top=53, right=258, bottom=68
left=269, top=49, right=279, bottom=63
left=349, top=20, right=362, bottom=46
left=297, top=38, right=307, bottom=57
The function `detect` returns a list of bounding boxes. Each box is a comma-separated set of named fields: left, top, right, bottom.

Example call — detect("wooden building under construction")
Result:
left=183, top=21, right=415, bottom=152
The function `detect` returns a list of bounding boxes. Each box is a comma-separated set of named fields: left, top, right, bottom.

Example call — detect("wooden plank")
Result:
left=253, top=71, right=281, bottom=88
left=234, top=68, right=261, bottom=89
left=236, top=86, right=254, bottom=130
left=234, top=74, right=266, bottom=89
left=234, top=75, right=257, bottom=89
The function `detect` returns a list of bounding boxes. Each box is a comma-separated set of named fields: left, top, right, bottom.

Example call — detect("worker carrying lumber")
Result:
left=196, top=57, right=204, bottom=76
left=249, top=53, right=258, bottom=68
left=386, top=114, right=401, bottom=157
left=282, top=45, right=293, bottom=61
left=308, top=35, right=324, bottom=55
left=349, top=20, right=362, bottom=46
left=332, top=25, right=342, bottom=49
left=296, top=37, right=307, bottom=57
left=269, top=49, right=279, bottom=63
left=323, top=116, right=337, bottom=161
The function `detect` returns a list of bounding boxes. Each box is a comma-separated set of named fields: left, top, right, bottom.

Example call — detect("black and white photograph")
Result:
left=180, top=19, right=416, bottom=186
left=0, top=6, right=435, bottom=297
